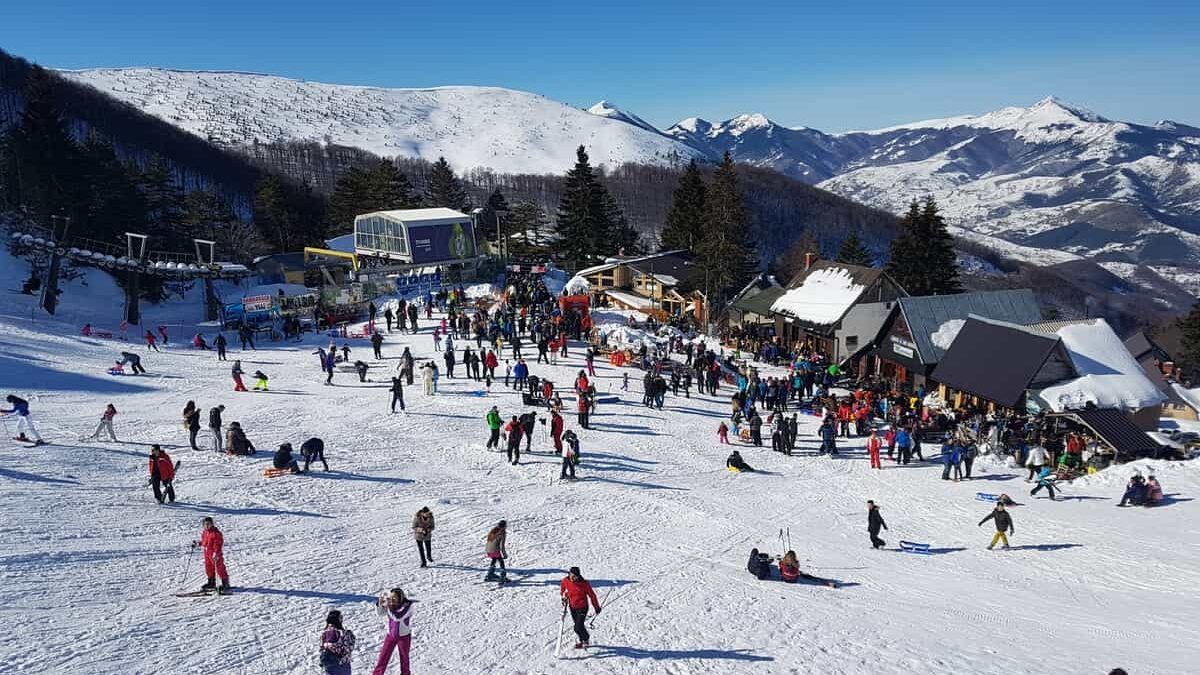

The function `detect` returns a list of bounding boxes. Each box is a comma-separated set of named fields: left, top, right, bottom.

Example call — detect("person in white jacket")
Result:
left=372, top=588, right=414, bottom=675
left=1025, top=442, right=1049, bottom=481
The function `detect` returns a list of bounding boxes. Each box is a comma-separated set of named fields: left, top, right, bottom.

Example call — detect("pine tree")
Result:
left=835, top=231, right=873, bottom=267
left=79, top=133, right=145, bottom=243
left=326, top=166, right=372, bottom=232
left=4, top=66, right=83, bottom=223
left=424, top=156, right=468, bottom=211
left=136, top=155, right=188, bottom=247
left=697, top=152, right=757, bottom=303
left=478, top=187, right=511, bottom=247
left=554, top=145, right=606, bottom=262
left=886, top=200, right=925, bottom=294
left=659, top=159, right=706, bottom=252
left=1179, top=301, right=1200, bottom=372
left=182, top=189, right=264, bottom=261
left=506, top=200, right=547, bottom=254
left=368, top=159, right=418, bottom=210
left=920, top=196, right=963, bottom=294
left=601, top=190, right=640, bottom=256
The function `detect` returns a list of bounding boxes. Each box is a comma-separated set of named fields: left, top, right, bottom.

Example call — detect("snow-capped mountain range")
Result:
left=61, top=67, right=1200, bottom=284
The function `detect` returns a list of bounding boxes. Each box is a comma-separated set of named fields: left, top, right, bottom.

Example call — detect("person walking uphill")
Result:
left=148, top=444, right=176, bottom=504
left=195, top=517, right=230, bottom=593
left=484, top=521, right=508, bottom=583
left=979, top=503, right=1015, bottom=550
left=867, top=500, right=887, bottom=549
left=412, top=506, right=434, bottom=567
left=560, top=566, right=602, bottom=649
left=372, top=588, right=414, bottom=675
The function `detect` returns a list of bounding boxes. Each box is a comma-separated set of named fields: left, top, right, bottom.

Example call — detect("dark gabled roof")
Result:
left=899, top=289, right=1043, bottom=364
left=732, top=286, right=786, bottom=316
left=624, top=252, right=702, bottom=287
left=931, top=317, right=1075, bottom=408
left=1123, top=331, right=1171, bottom=363
left=783, top=260, right=882, bottom=290
left=1052, top=408, right=1160, bottom=456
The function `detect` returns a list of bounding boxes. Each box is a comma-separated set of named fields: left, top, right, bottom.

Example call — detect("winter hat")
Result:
left=569, top=566, right=581, bottom=576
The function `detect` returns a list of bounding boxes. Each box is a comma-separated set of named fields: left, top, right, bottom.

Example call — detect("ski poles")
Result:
left=180, top=542, right=197, bottom=589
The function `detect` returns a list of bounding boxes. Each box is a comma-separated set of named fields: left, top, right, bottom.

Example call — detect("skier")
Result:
left=371, top=331, right=384, bottom=360
left=504, top=415, right=523, bottom=465
left=867, top=500, right=887, bottom=549
left=214, top=333, right=228, bottom=361
left=389, top=377, right=406, bottom=413
left=273, top=443, right=303, bottom=474
left=182, top=401, right=201, bottom=451
left=195, top=517, right=230, bottom=593
left=318, top=609, right=356, bottom=675
left=412, top=506, right=434, bottom=568
left=978, top=503, right=1014, bottom=550
left=559, top=566, right=602, bottom=649
left=208, top=404, right=225, bottom=453
left=484, top=520, right=508, bottom=582
left=85, top=403, right=118, bottom=441
left=301, top=437, right=329, bottom=472
left=486, top=406, right=502, bottom=449
left=231, top=360, right=248, bottom=392
left=372, top=588, right=414, bottom=675
left=148, top=444, right=176, bottom=504
left=253, top=370, right=270, bottom=392
left=561, top=429, right=580, bottom=480
left=867, top=429, right=882, bottom=469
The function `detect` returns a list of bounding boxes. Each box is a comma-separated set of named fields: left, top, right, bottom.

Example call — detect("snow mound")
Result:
left=930, top=319, right=966, bottom=351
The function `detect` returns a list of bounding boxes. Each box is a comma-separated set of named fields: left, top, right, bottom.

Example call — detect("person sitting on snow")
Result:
left=1145, top=475, right=1164, bottom=506
left=273, top=442, right=303, bottom=474
left=1118, top=475, right=1148, bottom=507
left=726, top=450, right=754, bottom=472
left=225, top=422, right=256, bottom=456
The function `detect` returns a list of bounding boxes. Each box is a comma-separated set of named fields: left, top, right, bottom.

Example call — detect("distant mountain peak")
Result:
left=584, top=100, right=662, bottom=135
left=1028, top=96, right=1105, bottom=123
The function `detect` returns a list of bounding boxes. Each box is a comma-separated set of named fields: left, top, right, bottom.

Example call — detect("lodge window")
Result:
left=846, top=336, right=858, bottom=348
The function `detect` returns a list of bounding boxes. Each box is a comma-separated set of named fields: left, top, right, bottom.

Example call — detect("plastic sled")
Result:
left=898, top=541, right=931, bottom=554
left=727, top=466, right=741, bottom=473
left=976, top=492, right=999, bottom=502
left=262, top=468, right=292, bottom=478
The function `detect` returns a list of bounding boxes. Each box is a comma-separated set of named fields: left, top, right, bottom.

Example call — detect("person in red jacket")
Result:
left=574, top=371, right=589, bottom=396
left=866, top=429, right=882, bottom=470
left=559, top=566, right=601, bottom=649
left=550, top=409, right=564, bottom=454
left=196, top=517, right=230, bottom=593
left=148, top=444, right=175, bottom=503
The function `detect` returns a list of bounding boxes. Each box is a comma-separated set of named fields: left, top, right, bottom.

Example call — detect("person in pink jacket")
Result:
left=372, top=587, right=414, bottom=675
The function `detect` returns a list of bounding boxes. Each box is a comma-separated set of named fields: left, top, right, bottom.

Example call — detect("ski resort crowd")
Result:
left=2, top=272, right=1173, bottom=674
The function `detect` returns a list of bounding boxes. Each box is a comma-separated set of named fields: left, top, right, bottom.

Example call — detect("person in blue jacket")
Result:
left=819, top=417, right=838, bottom=455
left=512, top=359, right=529, bottom=391
left=2, top=394, right=44, bottom=445
left=1030, top=466, right=1057, bottom=500
left=895, top=426, right=913, bottom=465
left=941, top=442, right=958, bottom=480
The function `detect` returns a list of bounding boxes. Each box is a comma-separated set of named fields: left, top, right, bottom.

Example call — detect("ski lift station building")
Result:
left=350, top=208, right=480, bottom=270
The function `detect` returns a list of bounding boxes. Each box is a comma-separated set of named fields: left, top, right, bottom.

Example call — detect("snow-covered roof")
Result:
left=770, top=266, right=865, bottom=325
left=359, top=208, right=471, bottom=225
left=564, top=275, right=590, bottom=295
left=1171, top=384, right=1200, bottom=414
left=605, top=289, right=654, bottom=310
left=1037, top=319, right=1167, bottom=412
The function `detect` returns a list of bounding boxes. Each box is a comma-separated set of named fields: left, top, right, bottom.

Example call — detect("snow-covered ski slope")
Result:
left=1, top=297, right=1197, bottom=673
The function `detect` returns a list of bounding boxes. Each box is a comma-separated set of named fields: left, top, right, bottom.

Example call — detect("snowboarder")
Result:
left=301, top=437, right=329, bottom=472
left=231, top=360, right=248, bottom=392
left=978, top=503, right=1014, bottom=550
left=85, top=403, right=118, bottom=442
left=182, top=401, right=201, bottom=450
left=208, top=404, right=225, bottom=452
left=195, top=517, right=230, bottom=593
left=484, top=521, right=508, bottom=582
left=561, top=429, right=580, bottom=480
left=372, top=588, right=414, bottom=675
left=319, top=610, right=356, bottom=675
left=412, top=506, right=434, bottom=567
left=389, top=377, right=406, bottom=413
left=148, top=444, right=176, bottom=504
left=867, top=500, right=887, bottom=549
left=253, top=370, right=270, bottom=391
left=560, top=566, right=601, bottom=649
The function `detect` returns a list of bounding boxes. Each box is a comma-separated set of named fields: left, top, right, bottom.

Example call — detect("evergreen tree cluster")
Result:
left=886, top=197, right=963, bottom=296
left=657, top=155, right=757, bottom=302
left=1179, top=301, right=1200, bottom=374
left=553, top=146, right=640, bottom=262
left=327, top=159, right=419, bottom=231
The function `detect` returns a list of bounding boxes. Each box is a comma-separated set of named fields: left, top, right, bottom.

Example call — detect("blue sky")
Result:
left=3, top=0, right=1197, bottom=131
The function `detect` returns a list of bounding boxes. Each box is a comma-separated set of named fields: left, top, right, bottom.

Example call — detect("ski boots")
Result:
left=200, top=577, right=216, bottom=592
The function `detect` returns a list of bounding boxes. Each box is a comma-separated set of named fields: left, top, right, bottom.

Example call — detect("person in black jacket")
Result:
left=214, top=333, right=228, bottom=361
left=979, top=503, right=1014, bottom=550
left=300, top=437, right=328, bottom=472
left=726, top=451, right=754, bottom=472
left=208, top=405, right=225, bottom=453
left=273, top=442, right=303, bottom=474
left=389, top=377, right=406, bottom=413
left=519, top=412, right=537, bottom=452
left=371, top=331, right=384, bottom=359
left=867, top=500, right=888, bottom=549
left=183, top=401, right=201, bottom=450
